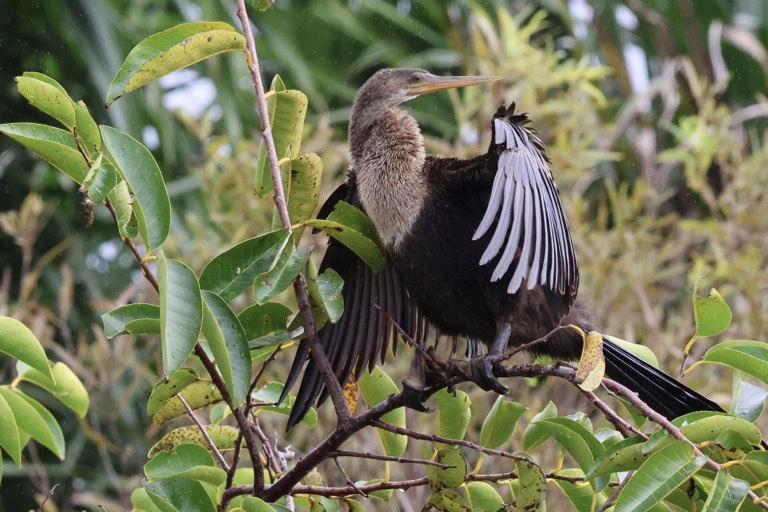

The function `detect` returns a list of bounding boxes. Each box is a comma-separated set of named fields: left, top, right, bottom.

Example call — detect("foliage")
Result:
left=2, top=0, right=768, bottom=511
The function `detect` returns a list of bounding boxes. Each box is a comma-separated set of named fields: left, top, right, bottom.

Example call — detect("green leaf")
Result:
left=148, top=425, right=240, bottom=458
left=85, top=160, right=118, bottom=203
left=17, top=361, right=89, bottom=418
left=107, top=22, right=246, bottom=106
left=103, top=303, right=161, bottom=338
left=147, top=368, right=199, bottom=416
left=0, top=387, right=65, bottom=459
left=697, top=340, right=768, bottom=385
left=311, top=268, right=344, bottom=324
left=694, top=287, right=732, bottom=338
left=152, top=380, right=223, bottom=425
left=73, top=100, right=101, bottom=155
left=144, top=444, right=226, bottom=487
left=359, top=366, right=407, bottom=457
left=732, top=374, right=768, bottom=422
left=614, top=441, right=707, bottom=512
left=513, top=455, right=547, bottom=512
left=643, top=412, right=762, bottom=453
left=15, top=75, right=75, bottom=129
left=702, top=470, right=749, bottom=511
left=110, top=180, right=135, bottom=238
left=201, top=291, right=251, bottom=406
left=131, top=488, right=165, bottom=512
left=479, top=396, right=526, bottom=449
left=0, top=392, right=21, bottom=467
left=240, top=302, right=292, bottom=340
left=101, top=126, right=171, bottom=251
left=587, top=436, right=647, bottom=479
left=0, top=123, right=89, bottom=183
left=464, top=481, right=504, bottom=512
left=253, top=246, right=311, bottom=304
left=0, top=316, right=53, bottom=381
left=535, top=417, right=606, bottom=489
left=523, top=401, right=558, bottom=451
left=283, top=154, right=323, bottom=224
left=551, top=468, right=604, bottom=511
left=159, top=255, right=203, bottom=376
left=251, top=381, right=317, bottom=428
left=199, top=229, right=290, bottom=301
left=426, top=447, right=466, bottom=490
left=435, top=388, right=471, bottom=443
left=143, top=478, right=216, bottom=512
left=306, top=201, right=385, bottom=272
left=255, top=89, right=308, bottom=196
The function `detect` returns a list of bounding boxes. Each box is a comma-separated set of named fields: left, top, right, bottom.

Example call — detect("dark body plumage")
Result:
left=283, top=68, right=721, bottom=429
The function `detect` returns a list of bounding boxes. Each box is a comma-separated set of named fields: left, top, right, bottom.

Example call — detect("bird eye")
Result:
left=409, top=73, right=423, bottom=84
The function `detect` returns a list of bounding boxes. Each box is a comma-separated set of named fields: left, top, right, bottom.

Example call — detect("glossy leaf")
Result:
left=17, top=361, right=89, bottom=418
left=152, top=380, right=223, bottom=425
left=148, top=425, right=240, bottom=458
left=0, top=316, right=53, bottom=380
left=101, top=126, right=171, bottom=251
left=199, top=229, right=290, bottom=301
left=107, top=22, right=246, bottom=105
left=306, top=201, right=384, bottom=272
left=522, top=401, right=558, bottom=451
left=143, top=478, right=216, bottom=512
left=644, top=413, right=762, bottom=453
left=0, top=387, right=65, bottom=459
left=147, top=368, right=199, bottom=416
left=587, top=436, right=646, bottom=479
left=0, top=392, right=21, bottom=466
left=73, top=100, right=101, bottom=154
left=696, top=340, right=768, bottom=385
left=240, top=302, right=292, bottom=340
left=464, top=481, right=504, bottom=512
left=694, top=287, right=732, bottom=338
left=0, top=123, right=89, bottom=183
left=534, top=417, right=606, bottom=489
left=253, top=245, right=311, bottom=304
left=426, top=447, right=466, bottom=490
left=103, top=303, right=161, bottom=338
left=614, top=441, right=707, bottom=512
left=144, top=444, right=226, bottom=487
left=436, top=388, right=471, bottom=443
left=732, top=375, right=768, bottom=422
left=359, top=366, right=407, bottom=457
left=255, top=88, right=308, bottom=196
left=702, top=470, right=749, bottom=511
left=479, top=396, right=526, bottom=449
left=159, top=255, right=203, bottom=376
left=201, top=291, right=251, bottom=406
left=16, top=75, right=75, bottom=129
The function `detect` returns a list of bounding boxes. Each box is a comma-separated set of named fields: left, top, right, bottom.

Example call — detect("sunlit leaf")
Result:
left=17, top=361, right=89, bottom=418
left=0, top=316, right=52, bottom=381
left=16, top=75, right=75, bottom=129
left=101, top=126, right=171, bottom=251
left=359, top=366, right=406, bottom=457
left=0, top=123, right=89, bottom=183
left=107, top=22, right=246, bottom=105
left=0, top=387, right=65, bottom=459
left=152, top=380, right=223, bottom=425
left=159, top=255, right=203, bottom=376
left=283, top=154, right=323, bottom=224
left=694, top=287, right=732, bottom=338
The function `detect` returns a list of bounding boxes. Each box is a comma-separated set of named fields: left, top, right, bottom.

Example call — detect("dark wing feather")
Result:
left=473, top=104, right=579, bottom=299
left=283, top=181, right=420, bottom=429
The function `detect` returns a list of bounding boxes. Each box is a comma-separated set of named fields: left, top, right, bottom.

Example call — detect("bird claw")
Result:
left=401, top=379, right=435, bottom=413
left=447, top=356, right=510, bottom=395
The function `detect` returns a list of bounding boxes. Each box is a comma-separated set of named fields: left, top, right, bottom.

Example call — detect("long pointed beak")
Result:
left=407, top=74, right=501, bottom=96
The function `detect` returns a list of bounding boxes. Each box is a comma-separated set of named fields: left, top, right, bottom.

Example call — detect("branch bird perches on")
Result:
left=281, top=68, right=721, bottom=429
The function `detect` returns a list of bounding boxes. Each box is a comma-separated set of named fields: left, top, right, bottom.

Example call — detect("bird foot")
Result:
left=401, top=379, right=435, bottom=412
left=447, top=356, right=509, bottom=395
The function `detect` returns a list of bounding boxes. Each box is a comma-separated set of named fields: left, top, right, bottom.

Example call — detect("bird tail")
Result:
left=602, top=337, right=723, bottom=419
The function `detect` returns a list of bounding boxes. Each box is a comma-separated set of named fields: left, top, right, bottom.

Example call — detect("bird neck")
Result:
left=349, top=106, right=428, bottom=250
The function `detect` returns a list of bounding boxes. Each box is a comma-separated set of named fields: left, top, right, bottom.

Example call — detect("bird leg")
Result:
left=446, top=322, right=511, bottom=395
left=401, top=345, right=439, bottom=412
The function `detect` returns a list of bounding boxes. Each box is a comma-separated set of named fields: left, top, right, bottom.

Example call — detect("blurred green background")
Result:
left=1, top=0, right=767, bottom=510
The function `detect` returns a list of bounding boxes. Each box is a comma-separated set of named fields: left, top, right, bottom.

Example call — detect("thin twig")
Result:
left=329, top=450, right=450, bottom=468
left=178, top=393, right=229, bottom=470
left=234, top=0, right=349, bottom=426
left=333, top=457, right=368, bottom=497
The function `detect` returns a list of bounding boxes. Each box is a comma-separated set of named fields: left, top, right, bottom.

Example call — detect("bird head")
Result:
left=360, top=68, right=501, bottom=108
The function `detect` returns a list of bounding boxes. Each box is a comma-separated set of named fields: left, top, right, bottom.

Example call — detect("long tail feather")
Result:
left=602, top=338, right=722, bottom=419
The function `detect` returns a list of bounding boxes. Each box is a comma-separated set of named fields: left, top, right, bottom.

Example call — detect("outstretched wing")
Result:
left=283, top=181, right=425, bottom=429
left=473, top=104, right=578, bottom=301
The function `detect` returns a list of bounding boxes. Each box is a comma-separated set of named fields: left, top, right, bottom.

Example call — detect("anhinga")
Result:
left=282, top=68, right=721, bottom=429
